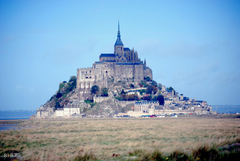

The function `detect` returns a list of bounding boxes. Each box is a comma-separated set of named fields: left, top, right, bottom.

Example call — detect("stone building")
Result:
left=77, top=22, right=153, bottom=101
left=134, top=100, right=159, bottom=113
left=54, top=104, right=81, bottom=118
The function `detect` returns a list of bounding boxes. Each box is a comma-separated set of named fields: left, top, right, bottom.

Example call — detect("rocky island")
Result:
left=33, top=22, right=214, bottom=119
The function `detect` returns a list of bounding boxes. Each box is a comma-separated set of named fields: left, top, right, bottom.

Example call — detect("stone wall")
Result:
left=93, top=96, right=111, bottom=103
left=118, top=101, right=136, bottom=107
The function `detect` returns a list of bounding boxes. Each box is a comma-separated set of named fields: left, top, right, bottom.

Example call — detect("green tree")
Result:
left=144, top=76, right=151, bottom=81
left=139, top=89, right=146, bottom=95
left=152, top=85, right=158, bottom=94
left=66, top=76, right=77, bottom=92
left=167, top=86, right=176, bottom=94
left=157, top=83, right=162, bottom=90
left=142, top=95, right=152, bottom=101
left=147, top=85, right=153, bottom=94
left=127, top=94, right=139, bottom=101
left=69, top=76, right=77, bottom=82
left=151, top=80, right=157, bottom=87
left=55, top=101, right=61, bottom=108
left=167, top=87, right=173, bottom=90
left=130, top=84, right=134, bottom=88
left=120, top=89, right=126, bottom=94
left=91, top=85, right=99, bottom=95
left=156, top=95, right=164, bottom=105
left=101, top=87, right=108, bottom=97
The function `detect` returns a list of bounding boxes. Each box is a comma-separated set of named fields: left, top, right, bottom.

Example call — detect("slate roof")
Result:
left=115, top=36, right=123, bottom=46
left=135, top=100, right=158, bottom=105
left=95, top=61, right=104, bottom=64
left=100, top=54, right=115, bottom=57
left=124, top=47, right=130, bottom=51
left=105, top=60, right=116, bottom=62
left=116, top=62, right=142, bottom=65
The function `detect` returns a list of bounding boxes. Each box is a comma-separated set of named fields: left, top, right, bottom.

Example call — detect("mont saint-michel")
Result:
left=34, top=22, right=213, bottom=119
left=77, top=22, right=152, bottom=101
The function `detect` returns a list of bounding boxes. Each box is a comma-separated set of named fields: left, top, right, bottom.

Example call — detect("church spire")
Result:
left=117, top=20, right=121, bottom=37
left=115, top=19, right=123, bottom=46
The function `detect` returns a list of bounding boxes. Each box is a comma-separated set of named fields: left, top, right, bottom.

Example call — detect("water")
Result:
left=0, top=118, right=29, bottom=120
left=0, top=124, right=20, bottom=131
left=211, top=105, right=240, bottom=114
left=0, top=118, right=28, bottom=131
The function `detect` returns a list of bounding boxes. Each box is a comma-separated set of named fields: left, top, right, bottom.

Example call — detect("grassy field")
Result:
left=0, top=117, right=240, bottom=160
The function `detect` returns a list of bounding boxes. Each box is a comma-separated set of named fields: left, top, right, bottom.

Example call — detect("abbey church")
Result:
left=77, top=22, right=153, bottom=100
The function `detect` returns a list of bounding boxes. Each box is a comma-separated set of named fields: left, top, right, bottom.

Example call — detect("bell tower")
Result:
left=114, top=20, right=124, bottom=56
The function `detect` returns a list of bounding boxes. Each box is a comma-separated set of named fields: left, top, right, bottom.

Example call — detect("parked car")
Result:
left=142, top=115, right=150, bottom=118
left=113, top=116, right=122, bottom=118
left=157, top=115, right=165, bottom=118
left=150, top=115, right=157, bottom=118
left=171, top=115, right=178, bottom=118
left=123, top=115, right=130, bottom=118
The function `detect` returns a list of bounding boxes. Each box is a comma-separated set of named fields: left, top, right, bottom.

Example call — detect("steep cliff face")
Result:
left=85, top=99, right=134, bottom=117
left=44, top=76, right=79, bottom=108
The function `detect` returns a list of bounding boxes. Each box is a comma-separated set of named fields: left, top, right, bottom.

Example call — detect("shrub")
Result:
left=84, top=100, right=96, bottom=108
left=74, top=152, right=96, bottom=161
left=140, top=81, right=148, bottom=87
left=59, top=83, right=65, bottom=92
left=56, top=92, right=62, bottom=98
left=114, top=96, right=123, bottom=101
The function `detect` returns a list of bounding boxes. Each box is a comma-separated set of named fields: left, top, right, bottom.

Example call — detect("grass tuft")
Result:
left=168, top=150, right=190, bottom=161
left=192, top=147, right=218, bottom=161
left=74, top=152, right=96, bottom=161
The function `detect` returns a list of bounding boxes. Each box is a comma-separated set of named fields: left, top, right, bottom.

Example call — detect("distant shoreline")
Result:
left=0, top=118, right=29, bottom=120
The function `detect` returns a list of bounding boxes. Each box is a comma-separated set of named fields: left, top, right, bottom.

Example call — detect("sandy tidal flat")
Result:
left=0, top=117, right=239, bottom=160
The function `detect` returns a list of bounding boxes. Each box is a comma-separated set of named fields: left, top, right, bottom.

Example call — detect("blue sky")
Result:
left=0, top=0, right=240, bottom=110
